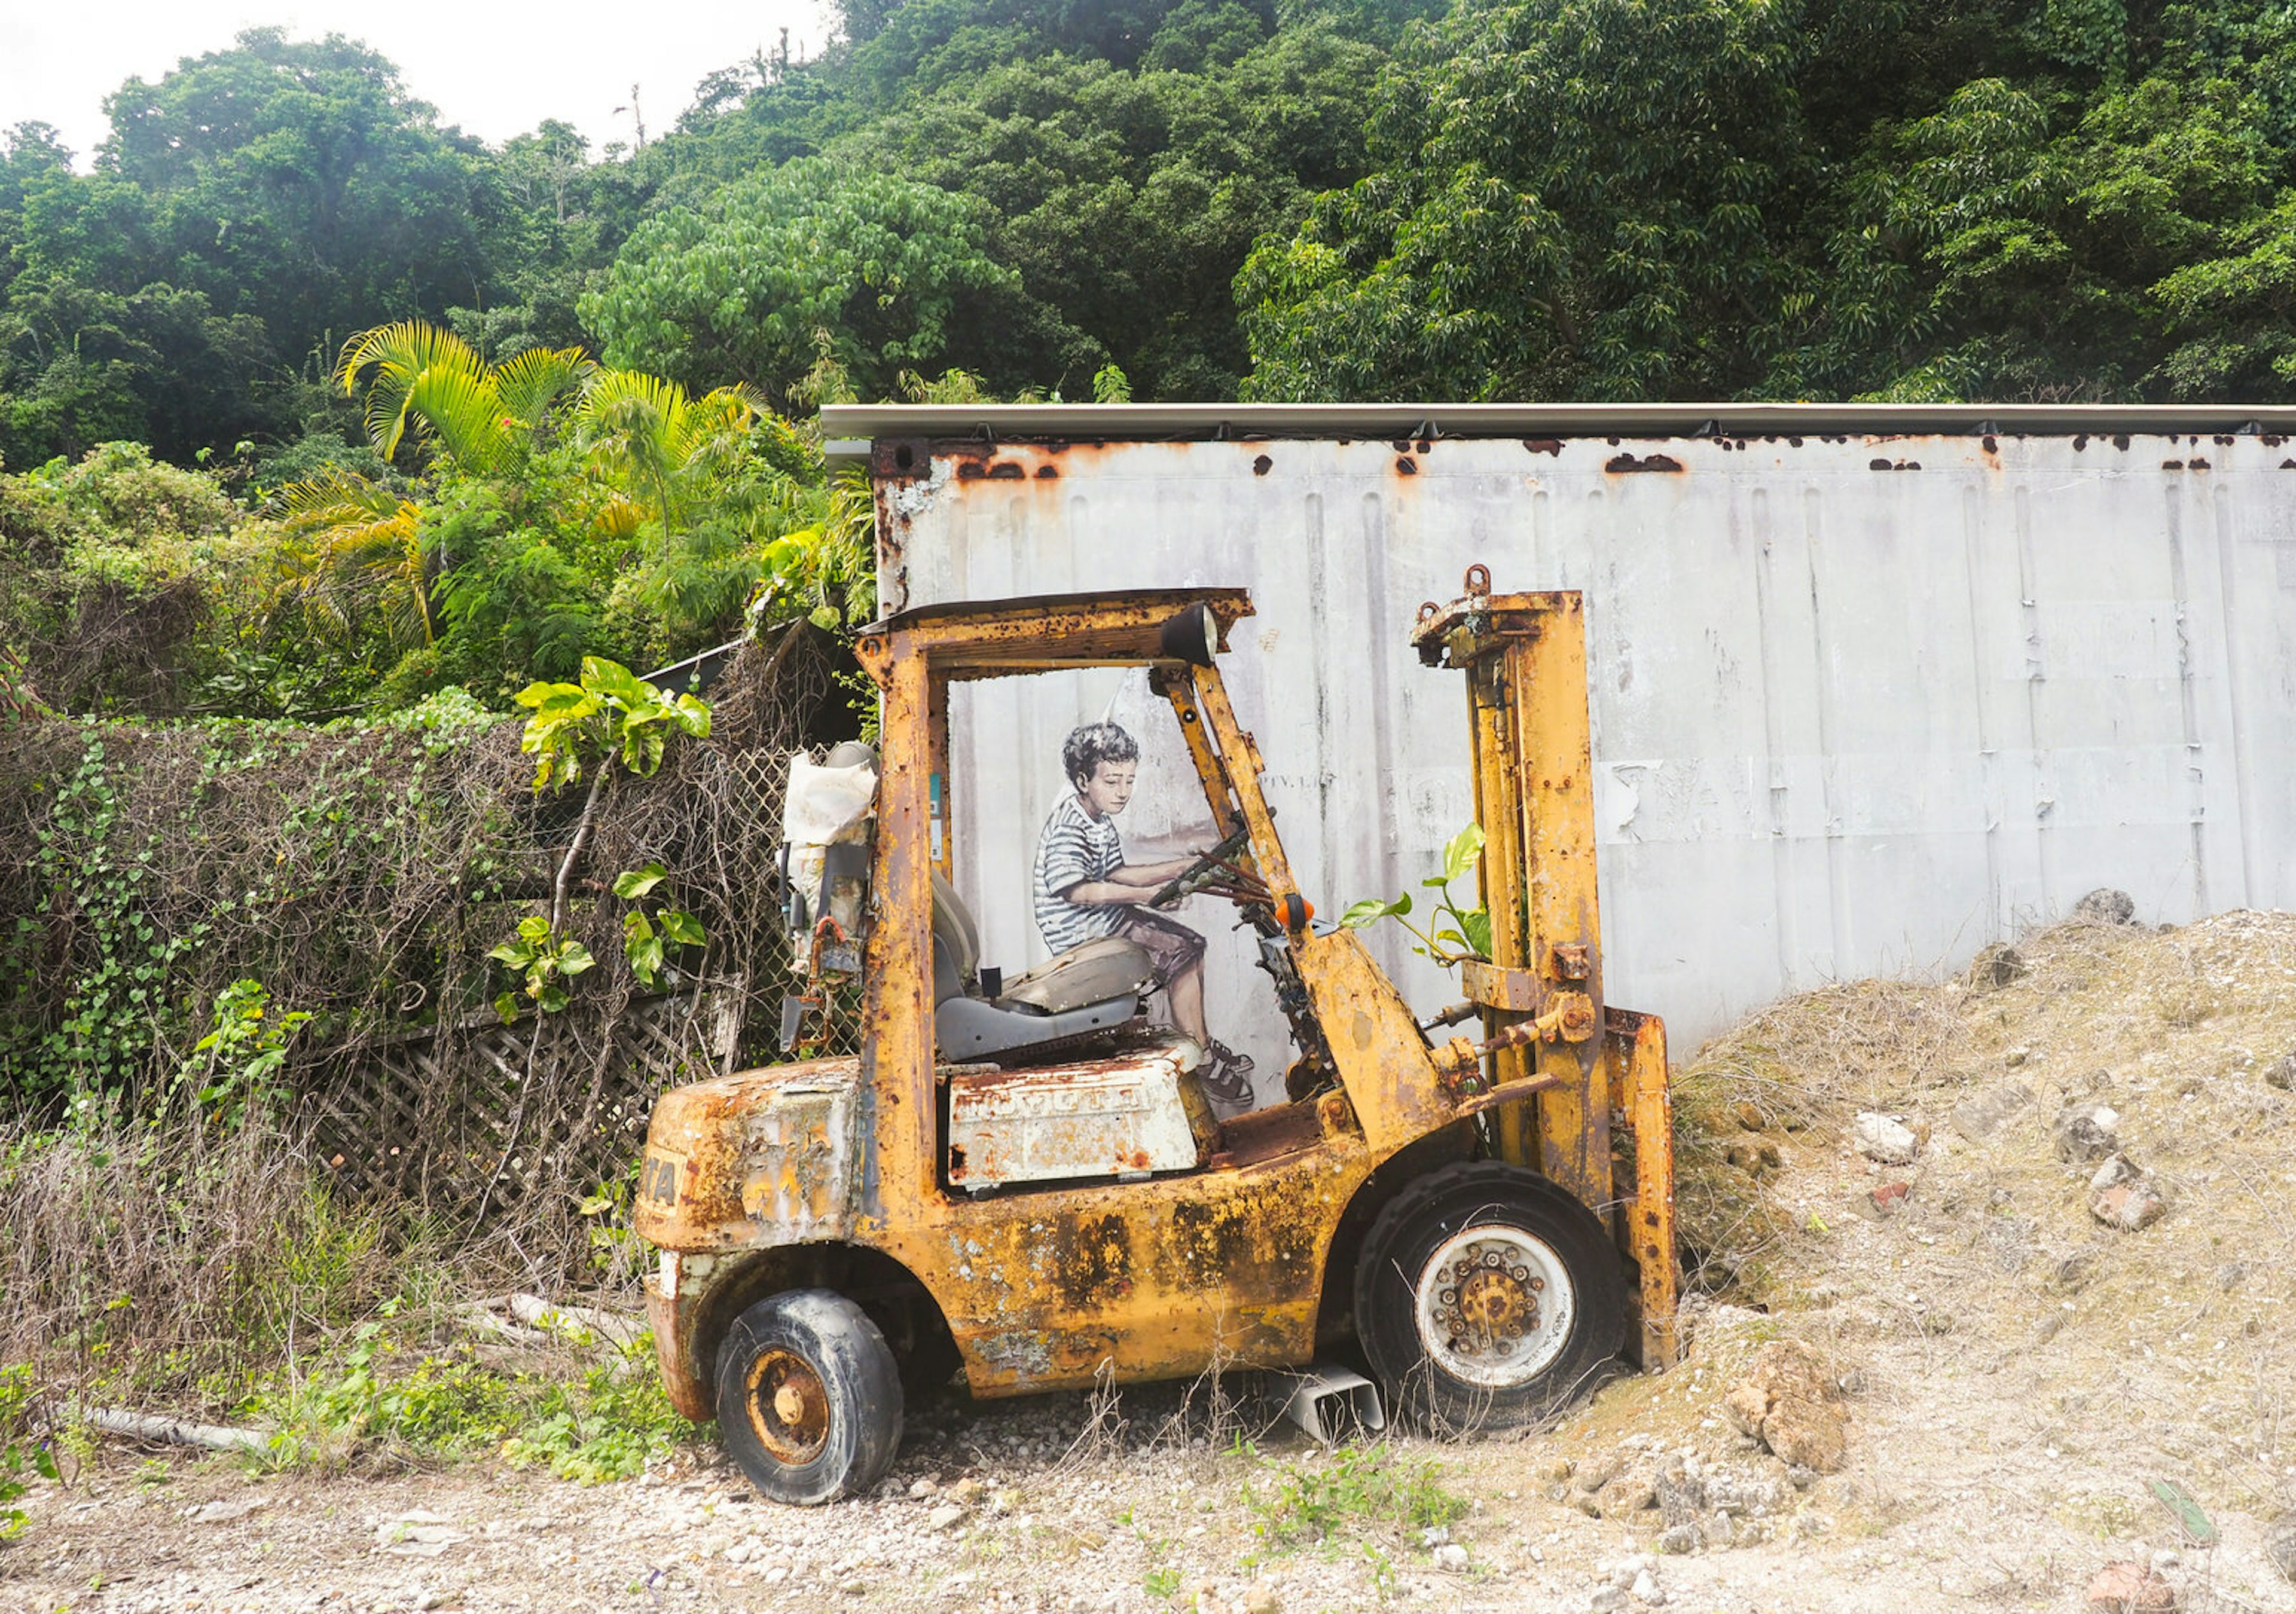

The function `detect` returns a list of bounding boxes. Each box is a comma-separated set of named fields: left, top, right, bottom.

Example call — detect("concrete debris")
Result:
left=2053, top=1102, right=2121, bottom=1163
left=2071, top=888, right=2138, bottom=925
left=1853, top=1112, right=1920, bottom=1165
left=2084, top=1561, right=2178, bottom=1612
left=1950, top=1081, right=2033, bottom=1142
left=1721, top=1341, right=1848, bottom=1474
left=2089, top=1153, right=2167, bottom=1231
left=1968, top=943, right=2028, bottom=992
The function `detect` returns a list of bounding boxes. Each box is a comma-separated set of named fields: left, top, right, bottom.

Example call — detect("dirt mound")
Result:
left=1546, top=906, right=2296, bottom=1608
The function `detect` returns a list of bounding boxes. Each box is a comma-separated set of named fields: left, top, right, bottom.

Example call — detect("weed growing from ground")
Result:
left=245, top=1318, right=694, bottom=1482
left=1242, top=1442, right=1467, bottom=1552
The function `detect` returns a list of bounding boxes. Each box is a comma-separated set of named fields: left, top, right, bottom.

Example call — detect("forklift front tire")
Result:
left=715, top=1289, right=904, bottom=1504
left=1355, top=1161, right=1626, bottom=1431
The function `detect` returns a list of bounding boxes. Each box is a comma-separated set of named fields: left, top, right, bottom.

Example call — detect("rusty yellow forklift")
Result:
left=634, top=570, right=1677, bottom=1503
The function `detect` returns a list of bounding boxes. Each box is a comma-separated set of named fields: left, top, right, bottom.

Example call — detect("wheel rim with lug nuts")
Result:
left=1413, top=1225, right=1576, bottom=1387
left=747, top=1348, right=832, bottom=1465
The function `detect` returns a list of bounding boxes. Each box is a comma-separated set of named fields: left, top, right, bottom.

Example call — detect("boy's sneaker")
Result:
left=1198, top=1040, right=1257, bottom=1112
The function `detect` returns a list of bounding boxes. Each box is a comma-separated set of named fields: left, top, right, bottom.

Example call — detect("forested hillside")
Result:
left=3, top=0, right=2294, bottom=719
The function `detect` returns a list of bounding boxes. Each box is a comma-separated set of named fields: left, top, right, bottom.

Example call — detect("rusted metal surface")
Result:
left=945, top=1040, right=1215, bottom=1188
left=1607, top=1007, right=1678, bottom=1369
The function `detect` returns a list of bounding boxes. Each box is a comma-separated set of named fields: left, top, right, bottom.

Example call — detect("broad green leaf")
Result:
left=622, top=909, right=656, bottom=943
left=1338, top=894, right=1410, bottom=928
left=613, top=863, right=670, bottom=899
left=537, top=983, right=569, bottom=1014
left=1460, top=908, right=1493, bottom=959
left=660, top=909, right=705, bottom=946
left=516, top=915, right=552, bottom=942
left=1443, top=823, right=1486, bottom=884
left=557, top=942, right=597, bottom=977
left=493, top=992, right=520, bottom=1023
left=581, top=656, right=654, bottom=710
left=487, top=940, right=535, bottom=967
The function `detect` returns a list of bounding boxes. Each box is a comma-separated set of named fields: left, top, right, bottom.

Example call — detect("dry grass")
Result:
left=0, top=1114, right=488, bottom=1410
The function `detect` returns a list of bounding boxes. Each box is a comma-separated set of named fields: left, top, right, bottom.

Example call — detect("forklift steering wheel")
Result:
left=1146, top=826, right=1254, bottom=909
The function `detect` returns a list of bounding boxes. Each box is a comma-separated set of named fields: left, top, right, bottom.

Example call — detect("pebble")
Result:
left=927, top=1502, right=966, bottom=1530
left=1432, top=1543, right=1470, bottom=1573
left=1242, top=1585, right=1279, bottom=1614
left=1631, top=1567, right=1663, bottom=1604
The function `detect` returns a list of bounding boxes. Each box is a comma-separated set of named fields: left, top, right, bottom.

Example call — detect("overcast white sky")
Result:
left=0, top=0, right=835, bottom=164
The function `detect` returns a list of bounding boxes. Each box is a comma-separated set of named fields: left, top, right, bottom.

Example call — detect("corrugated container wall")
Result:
left=830, top=408, right=2296, bottom=1090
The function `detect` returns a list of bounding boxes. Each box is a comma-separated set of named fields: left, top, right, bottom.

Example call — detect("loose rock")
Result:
left=1869, top=1181, right=1910, bottom=1215
left=1968, top=943, right=2028, bottom=992
left=2072, top=888, right=2138, bottom=925
left=2266, top=1053, right=2295, bottom=1092
left=1950, top=1081, right=2033, bottom=1143
left=2084, top=1561, right=2177, bottom=1611
left=927, top=1503, right=966, bottom=1530
left=2053, top=1102, right=2121, bottom=1163
left=1853, top=1112, right=1920, bottom=1166
left=2089, top=1153, right=2167, bottom=1230
left=2264, top=1511, right=2296, bottom=1581
left=1432, top=1543, right=1470, bottom=1574
left=1242, top=1585, right=1280, bottom=1614
left=1721, top=1341, right=1848, bottom=1474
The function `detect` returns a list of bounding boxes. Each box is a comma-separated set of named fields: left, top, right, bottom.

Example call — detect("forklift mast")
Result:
left=1413, top=568, right=1679, bottom=1370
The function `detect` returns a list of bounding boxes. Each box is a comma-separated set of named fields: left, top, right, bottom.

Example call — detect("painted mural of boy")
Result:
left=1033, top=721, right=1256, bottom=1112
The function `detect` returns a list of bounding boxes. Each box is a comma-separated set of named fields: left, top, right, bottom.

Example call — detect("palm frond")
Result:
left=337, top=322, right=486, bottom=460
left=266, top=471, right=432, bottom=651
left=401, top=365, right=512, bottom=471
left=494, top=346, right=595, bottom=430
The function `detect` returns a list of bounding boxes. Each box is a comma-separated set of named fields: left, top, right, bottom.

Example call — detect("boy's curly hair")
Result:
left=1062, top=722, right=1139, bottom=788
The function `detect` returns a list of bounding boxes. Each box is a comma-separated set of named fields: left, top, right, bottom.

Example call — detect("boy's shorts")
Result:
left=1113, top=909, right=1207, bottom=988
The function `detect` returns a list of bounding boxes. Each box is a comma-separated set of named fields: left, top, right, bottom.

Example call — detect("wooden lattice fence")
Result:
left=276, top=620, right=856, bottom=1214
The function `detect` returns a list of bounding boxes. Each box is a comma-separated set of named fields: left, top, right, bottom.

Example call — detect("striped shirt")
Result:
left=1033, top=793, right=1125, bottom=954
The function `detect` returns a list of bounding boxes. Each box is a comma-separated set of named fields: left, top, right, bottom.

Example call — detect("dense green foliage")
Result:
left=6, top=0, right=2296, bottom=721
left=9, top=0, right=2292, bottom=481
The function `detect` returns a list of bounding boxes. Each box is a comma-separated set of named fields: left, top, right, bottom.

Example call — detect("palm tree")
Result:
left=570, top=369, right=771, bottom=549
left=336, top=322, right=593, bottom=472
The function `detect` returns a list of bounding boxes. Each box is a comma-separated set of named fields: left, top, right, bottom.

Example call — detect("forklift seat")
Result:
left=931, top=871, right=1153, bottom=1060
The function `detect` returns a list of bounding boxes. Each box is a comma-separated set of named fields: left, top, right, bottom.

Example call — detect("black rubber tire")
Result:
left=715, top=1289, right=904, bottom=1505
left=1354, top=1161, right=1627, bottom=1431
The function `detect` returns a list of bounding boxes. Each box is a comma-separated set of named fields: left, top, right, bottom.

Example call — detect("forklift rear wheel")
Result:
left=1354, top=1161, right=1626, bottom=1430
left=716, top=1289, right=904, bottom=1504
